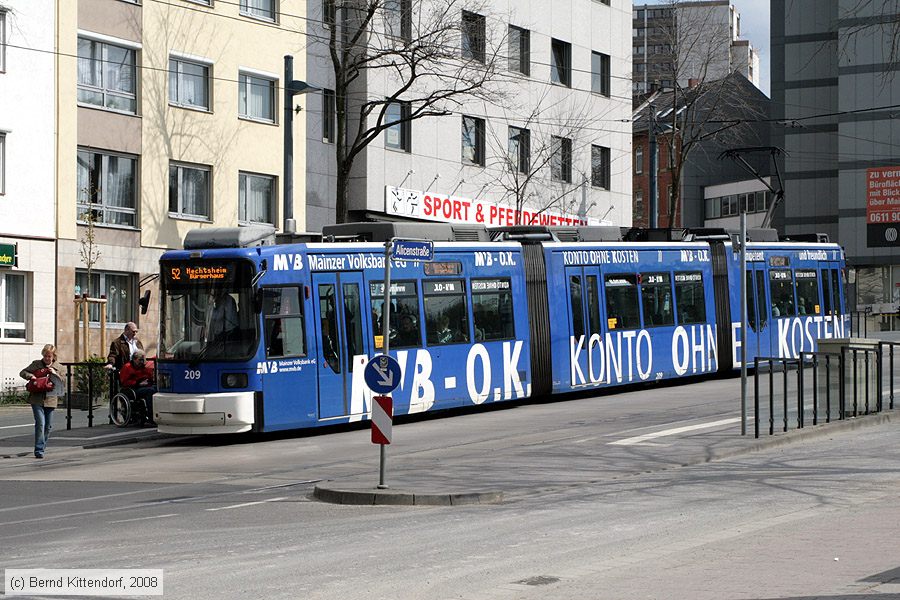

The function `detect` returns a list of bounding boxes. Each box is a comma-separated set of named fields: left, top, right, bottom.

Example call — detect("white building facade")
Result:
left=306, top=0, right=633, bottom=231
left=0, top=0, right=58, bottom=390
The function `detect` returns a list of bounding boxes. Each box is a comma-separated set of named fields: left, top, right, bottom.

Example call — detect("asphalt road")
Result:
left=1, top=376, right=899, bottom=599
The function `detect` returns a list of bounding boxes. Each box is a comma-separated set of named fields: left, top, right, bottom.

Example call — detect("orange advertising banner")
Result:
left=866, top=167, right=900, bottom=224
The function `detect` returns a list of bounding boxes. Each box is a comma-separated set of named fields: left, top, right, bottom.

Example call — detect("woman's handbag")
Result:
left=26, top=368, right=55, bottom=394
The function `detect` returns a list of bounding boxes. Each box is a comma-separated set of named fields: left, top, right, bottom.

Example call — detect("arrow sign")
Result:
left=364, top=354, right=401, bottom=394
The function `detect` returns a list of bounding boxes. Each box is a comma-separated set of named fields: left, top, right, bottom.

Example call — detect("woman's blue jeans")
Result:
left=31, top=405, right=54, bottom=455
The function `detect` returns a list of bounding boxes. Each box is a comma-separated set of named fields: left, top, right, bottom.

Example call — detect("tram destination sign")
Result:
left=393, top=239, right=434, bottom=262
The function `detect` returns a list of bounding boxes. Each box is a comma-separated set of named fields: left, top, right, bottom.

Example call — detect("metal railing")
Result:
left=850, top=309, right=871, bottom=338
left=60, top=362, right=117, bottom=430
left=752, top=346, right=885, bottom=438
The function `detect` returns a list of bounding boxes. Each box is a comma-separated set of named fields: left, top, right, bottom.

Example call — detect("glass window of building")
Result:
left=461, top=11, right=486, bottom=62
left=551, top=38, right=571, bottom=87
left=462, top=115, right=485, bottom=166
left=77, top=149, right=137, bottom=227
left=238, top=172, right=275, bottom=225
left=591, top=51, right=610, bottom=96
left=384, top=0, right=411, bottom=40
left=75, top=271, right=134, bottom=324
left=508, top=126, right=530, bottom=174
left=169, top=162, right=211, bottom=219
left=385, top=100, right=411, bottom=151
left=591, top=145, right=610, bottom=189
left=0, top=272, right=25, bottom=339
left=239, top=73, right=276, bottom=122
left=240, top=0, right=276, bottom=21
left=169, top=57, right=210, bottom=111
left=77, top=38, right=137, bottom=114
left=508, top=25, right=530, bottom=76
left=551, top=136, right=572, bottom=183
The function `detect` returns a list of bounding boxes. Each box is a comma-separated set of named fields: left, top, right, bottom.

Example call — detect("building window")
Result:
left=239, top=73, right=276, bottom=123
left=461, top=11, right=486, bottom=63
left=77, top=38, right=137, bottom=114
left=169, top=57, right=210, bottom=110
left=635, top=145, right=643, bottom=174
left=591, top=51, right=610, bottom=96
left=323, top=89, right=336, bottom=143
left=508, top=126, right=530, bottom=174
left=74, top=271, right=134, bottom=325
left=508, top=25, right=530, bottom=76
left=550, top=39, right=571, bottom=87
left=0, top=272, right=25, bottom=339
left=635, top=189, right=644, bottom=215
left=0, top=10, right=6, bottom=73
left=384, top=0, right=411, bottom=41
left=0, top=133, right=5, bottom=195
left=592, top=145, right=610, bottom=189
left=323, top=0, right=335, bottom=28
left=240, top=0, right=276, bottom=21
left=239, top=172, right=276, bottom=225
left=462, top=115, right=485, bottom=166
left=385, top=101, right=411, bottom=152
left=551, top=136, right=572, bottom=183
left=169, top=162, right=211, bottom=219
left=77, top=149, right=137, bottom=227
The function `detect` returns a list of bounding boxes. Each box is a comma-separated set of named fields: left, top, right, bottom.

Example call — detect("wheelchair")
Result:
left=109, top=387, right=150, bottom=427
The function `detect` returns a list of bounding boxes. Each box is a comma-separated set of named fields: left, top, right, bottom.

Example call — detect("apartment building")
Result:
left=305, top=0, right=633, bottom=231
left=0, top=1, right=58, bottom=389
left=772, top=0, right=900, bottom=327
left=632, top=1, right=759, bottom=99
left=54, top=0, right=308, bottom=363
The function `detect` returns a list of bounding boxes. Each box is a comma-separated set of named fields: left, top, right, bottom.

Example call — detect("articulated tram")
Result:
left=152, top=224, right=847, bottom=435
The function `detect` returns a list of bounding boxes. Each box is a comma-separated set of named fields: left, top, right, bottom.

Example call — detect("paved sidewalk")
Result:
left=0, top=404, right=164, bottom=459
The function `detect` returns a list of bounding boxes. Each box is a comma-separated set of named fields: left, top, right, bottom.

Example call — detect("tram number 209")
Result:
left=184, top=369, right=201, bottom=380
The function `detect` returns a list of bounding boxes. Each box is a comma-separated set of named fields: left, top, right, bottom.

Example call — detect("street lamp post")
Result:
left=283, top=55, right=320, bottom=235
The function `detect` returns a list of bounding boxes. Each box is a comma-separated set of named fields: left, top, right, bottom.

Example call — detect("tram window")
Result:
left=641, top=273, right=675, bottom=327
left=795, top=270, right=819, bottom=315
left=472, top=278, right=515, bottom=341
left=755, top=271, right=767, bottom=328
left=830, top=269, right=842, bottom=314
left=820, top=271, right=832, bottom=316
left=604, top=274, right=640, bottom=329
left=262, top=286, right=305, bottom=358
left=586, top=275, right=602, bottom=336
left=674, top=272, right=706, bottom=324
left=423, top=279, right=470, bottom=345
left=770, top=269, right=795, bottom=317
left=318, top=284, right=341, bottom=373
left=745, top=272, right=758, bottom=331
left=569, top=275, right=585, bottom=339
left=342, top=283, right=363, bottom=371
left=370, top=281, right=420, bottom=348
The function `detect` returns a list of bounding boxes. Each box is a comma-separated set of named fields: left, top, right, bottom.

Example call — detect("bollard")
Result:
left=65, top=365, right=73, bottom=431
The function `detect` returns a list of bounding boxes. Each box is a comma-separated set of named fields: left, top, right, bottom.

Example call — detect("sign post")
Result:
left=364, top=237, right=434, bottom=489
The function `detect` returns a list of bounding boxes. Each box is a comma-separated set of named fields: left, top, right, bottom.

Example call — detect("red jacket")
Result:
left=119, top=360, right=155, bottom=388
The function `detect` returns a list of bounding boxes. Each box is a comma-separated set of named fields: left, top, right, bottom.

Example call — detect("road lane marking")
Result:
left=53, top=429, right=159, bottom=441
left=109, top=513, right=178, bottom=524
left=205, top=497, right=286, bottom=512
left=608, top=417, right=742, bottom=446
left=0, top=424, right=32, bottom=430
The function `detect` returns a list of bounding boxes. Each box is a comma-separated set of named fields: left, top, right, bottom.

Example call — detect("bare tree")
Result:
left=487, top=91, right=606, bottom=225
left=322, top=0, right=508, bottom=223
left=637, top=0, right=764, bottom=226
left=840, top=0, right=900, bottom=79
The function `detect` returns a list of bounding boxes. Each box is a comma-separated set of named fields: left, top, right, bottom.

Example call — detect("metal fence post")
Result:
left=864, top=350, right=870, bottom=415
left=782, top=358, right=789, bottom=433
left=754, top=358, right=760, bottom=439
left=852, top=348, right=859, bottom=418
left=797, top=358, right=804, bottom=429
left=769, top=359, right=775, bottom=435
left=839, top=348, right=846, bottom=420
left=65, top=364, right=73, bottom=431
left=811, top=354, right=818, bottom=426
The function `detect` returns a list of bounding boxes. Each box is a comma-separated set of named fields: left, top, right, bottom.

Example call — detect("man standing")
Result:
left=107, top=322, right=143, bottom=371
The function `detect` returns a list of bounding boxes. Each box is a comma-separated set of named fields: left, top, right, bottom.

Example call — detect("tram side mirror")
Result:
left=138, top=290, right=151, bottom=315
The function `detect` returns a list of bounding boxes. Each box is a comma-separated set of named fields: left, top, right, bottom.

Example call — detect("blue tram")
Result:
left=152, top=224, right=847, bottom=435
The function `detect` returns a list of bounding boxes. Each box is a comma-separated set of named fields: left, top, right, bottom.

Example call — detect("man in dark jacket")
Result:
left=106, top=322, right=143, bottom=371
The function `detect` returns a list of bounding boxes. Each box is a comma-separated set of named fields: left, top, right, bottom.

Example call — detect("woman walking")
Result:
left=21, top=344, right=64, bottom=459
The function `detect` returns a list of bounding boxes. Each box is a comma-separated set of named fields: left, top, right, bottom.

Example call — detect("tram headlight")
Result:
left=222, top=373, right=248, bottom=389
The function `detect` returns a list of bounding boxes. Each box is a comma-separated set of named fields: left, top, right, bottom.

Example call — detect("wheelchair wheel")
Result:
left=110, top=393, right=132, bottom=428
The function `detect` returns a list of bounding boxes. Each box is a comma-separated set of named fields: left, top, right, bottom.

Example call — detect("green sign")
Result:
left=0, top=244, right=17, bottom=267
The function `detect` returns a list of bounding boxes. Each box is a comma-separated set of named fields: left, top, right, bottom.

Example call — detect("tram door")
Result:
left=565, top=267, right=604, bottom=386
left=313, top=271, right=372, bottom=419
left=743, top=264, right=771, bottom=361
left=819, top=261, right=845, bottom=337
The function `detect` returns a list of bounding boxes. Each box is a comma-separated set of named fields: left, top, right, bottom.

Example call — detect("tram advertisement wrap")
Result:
left=866, top=167, right=900, bottom=247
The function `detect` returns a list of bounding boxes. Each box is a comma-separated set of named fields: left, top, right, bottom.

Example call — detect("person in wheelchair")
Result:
left=116, top=350, right=156, bottom=426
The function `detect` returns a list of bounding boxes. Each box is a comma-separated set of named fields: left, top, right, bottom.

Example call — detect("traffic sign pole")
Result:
left=378, top=239, right=393, bottom=489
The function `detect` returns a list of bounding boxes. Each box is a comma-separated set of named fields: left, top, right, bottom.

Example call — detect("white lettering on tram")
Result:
left=273, top=253, right=305, bottom=271
left=570, top=330, right=657, bottom=386
left=503, top=340, right=525, bottom=399
left=671, top=325, right=717, bottom=376
left=467, top=344, right=491, bottom=404
left=730, top=315, right=849, bottom=363
left=409, top=351, right=435, bottom=414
